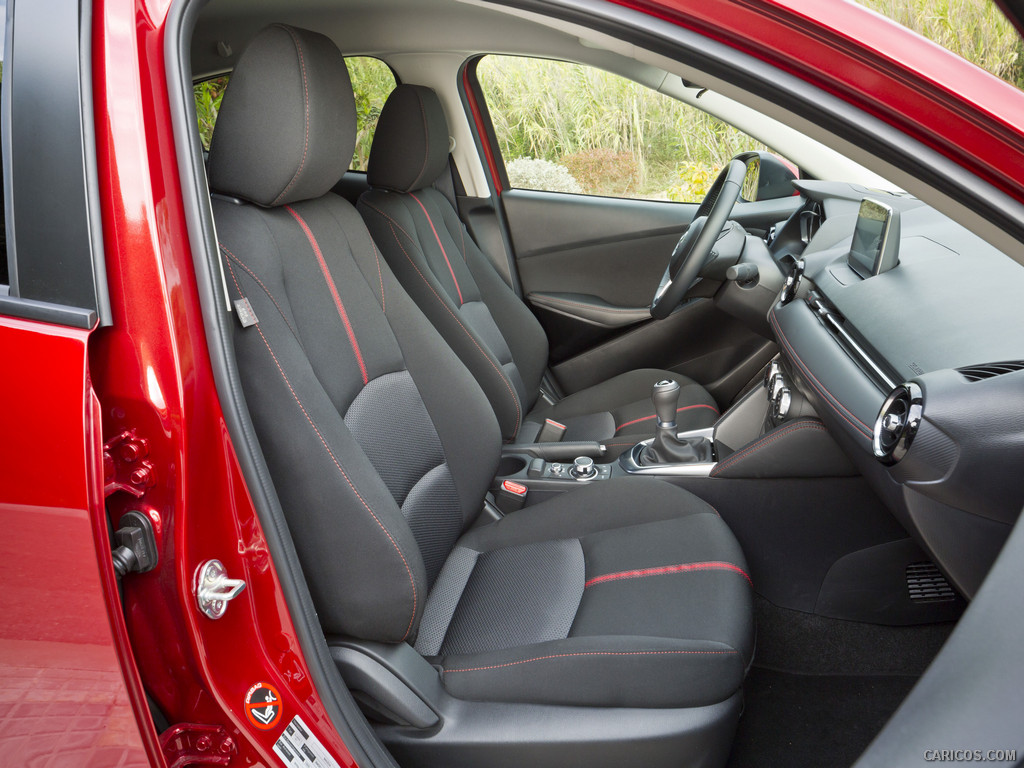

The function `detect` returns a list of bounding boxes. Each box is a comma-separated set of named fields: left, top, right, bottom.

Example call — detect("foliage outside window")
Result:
left=856, top=0, right=1024, bottom=89
left=477, top=56, right=768, bottom=202
left=192, top=57, right=396, bottom=171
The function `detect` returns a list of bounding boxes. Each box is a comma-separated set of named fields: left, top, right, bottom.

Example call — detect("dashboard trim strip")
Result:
left=769, top=308, right=873, bottom=440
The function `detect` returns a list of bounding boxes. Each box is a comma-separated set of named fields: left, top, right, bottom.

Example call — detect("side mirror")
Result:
left=735, top=151, right=798, bottom=201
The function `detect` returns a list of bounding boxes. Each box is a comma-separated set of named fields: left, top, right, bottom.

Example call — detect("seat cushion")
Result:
left=525, top=368, right=720, bottom=454
left=414, top=477, right=754, bottom=709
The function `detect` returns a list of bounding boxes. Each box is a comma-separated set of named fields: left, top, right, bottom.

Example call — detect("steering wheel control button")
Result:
left=570, top=456, right=598, bottom=480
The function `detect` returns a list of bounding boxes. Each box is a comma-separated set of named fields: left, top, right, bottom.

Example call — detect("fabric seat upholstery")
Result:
left=358, top=85, right=720, bottom=450
left=208, top=25, right=753, bottom=767
left=418, top=478, right=752, bottom=708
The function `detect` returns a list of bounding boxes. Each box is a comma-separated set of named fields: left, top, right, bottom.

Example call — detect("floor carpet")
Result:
left=725, top=598, right=956, bottom=767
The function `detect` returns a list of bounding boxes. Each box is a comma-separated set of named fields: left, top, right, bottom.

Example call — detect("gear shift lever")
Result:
left=641, top=379, right=709, bottom=465
left=652, top=379, right=680, bottom=431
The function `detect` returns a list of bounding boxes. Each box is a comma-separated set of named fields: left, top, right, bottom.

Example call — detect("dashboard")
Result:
left=759, top=181, right=1024, bottom=598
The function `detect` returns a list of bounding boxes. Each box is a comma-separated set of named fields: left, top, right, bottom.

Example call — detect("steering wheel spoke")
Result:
left=650, top=159, right=747, bottom=319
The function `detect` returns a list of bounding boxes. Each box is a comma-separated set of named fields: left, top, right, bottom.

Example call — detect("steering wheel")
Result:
left=650, top=159, right=747, bottom=319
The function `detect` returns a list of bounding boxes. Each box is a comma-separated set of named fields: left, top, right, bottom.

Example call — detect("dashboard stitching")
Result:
left=769, top=310, right=872, bottom=439
left=711, top=421, right=827, bottom=477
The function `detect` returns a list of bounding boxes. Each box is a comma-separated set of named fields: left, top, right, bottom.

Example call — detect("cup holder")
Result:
left=496, top=456, right=528, bottom=477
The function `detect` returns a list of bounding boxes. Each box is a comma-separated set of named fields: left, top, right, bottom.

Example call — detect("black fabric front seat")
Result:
left=358, top=85, right=720, bottom=452
left=208, top=25, right=753, bottom=768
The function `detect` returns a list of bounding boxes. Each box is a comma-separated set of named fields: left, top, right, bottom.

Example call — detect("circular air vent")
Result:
left=872, top=382, right=923, bottom=465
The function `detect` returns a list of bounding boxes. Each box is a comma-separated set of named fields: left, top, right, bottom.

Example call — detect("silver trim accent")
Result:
left=195, top=559, right=247, bottom=620
left=811, top=299, right=898, bottom=390
left=774, top=387, right=792, bottom=420
left=570, top=456, right=598, bottom=480
left=872, top=382, right=924, bottom=465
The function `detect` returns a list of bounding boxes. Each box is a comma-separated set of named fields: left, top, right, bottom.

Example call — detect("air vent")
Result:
left=906, top=562, right=956, bottom=603
left=872, top=382, right=923, bottom=465
left=957, top=360, right=1024, bottom=382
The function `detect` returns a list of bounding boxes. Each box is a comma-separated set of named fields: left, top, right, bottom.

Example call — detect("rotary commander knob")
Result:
left=571, top=456, right=597, bottom=480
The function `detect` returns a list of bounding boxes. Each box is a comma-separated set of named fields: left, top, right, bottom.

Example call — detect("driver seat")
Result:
left=358, top=85, right=719, bottom=452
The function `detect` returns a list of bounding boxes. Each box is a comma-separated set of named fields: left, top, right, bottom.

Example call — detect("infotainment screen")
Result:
left=848, top=198, right=900, bottom=278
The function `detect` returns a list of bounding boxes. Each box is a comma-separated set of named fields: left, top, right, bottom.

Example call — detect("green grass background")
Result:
left=194, top=0, right=1023, bottom=200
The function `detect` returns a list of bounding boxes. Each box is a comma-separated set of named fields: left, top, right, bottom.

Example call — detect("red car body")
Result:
left=2, top=0, right=1023, bottom=765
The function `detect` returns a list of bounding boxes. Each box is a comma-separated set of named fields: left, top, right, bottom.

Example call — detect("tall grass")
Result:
left=478, top=56, right=766, bottom=199
left=856, top=0, right=1024, bottom=87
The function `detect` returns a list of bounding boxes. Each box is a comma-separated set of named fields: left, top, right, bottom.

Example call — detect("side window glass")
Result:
left=194, top=75, right=228, bottom=151
left=193, top=57, right=396, bottom=171
left=477, top=55, right=768, bottom=202
left=346, top=57, right=397, bottom=172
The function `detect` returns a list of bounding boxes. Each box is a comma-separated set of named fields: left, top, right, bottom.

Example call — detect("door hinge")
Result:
left=103, top=429, right=156, bottom=498
left=160, top=723, right=236, bottom=768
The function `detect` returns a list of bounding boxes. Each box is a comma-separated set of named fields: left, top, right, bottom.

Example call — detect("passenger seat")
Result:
left=358, top=85, right=720, bottom=451
left=208, top=25, right=753, bottom=768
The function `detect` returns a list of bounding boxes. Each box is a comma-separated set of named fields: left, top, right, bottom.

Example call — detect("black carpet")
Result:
left=726, top=668, right=917, bottom=768
left=726, top=598, right=955, bottom=768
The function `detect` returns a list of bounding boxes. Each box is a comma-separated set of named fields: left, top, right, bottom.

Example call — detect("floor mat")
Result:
left=726, top=667, right=917, bottom=768
left=725, top=598, right=955, bottom=767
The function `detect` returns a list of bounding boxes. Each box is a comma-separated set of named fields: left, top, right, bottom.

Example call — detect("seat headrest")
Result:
left=367, top=85, right=450, bottom=193
left=207, top=25, right=356, bottom=207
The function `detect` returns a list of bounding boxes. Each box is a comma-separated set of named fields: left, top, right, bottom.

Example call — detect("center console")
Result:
left=491, top=360, right=854, bottom=511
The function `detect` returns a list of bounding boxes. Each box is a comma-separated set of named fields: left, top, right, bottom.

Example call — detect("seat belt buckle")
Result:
left=535, top=418, right=566, bottom=443
left=497, top=479, right=528, bottom=514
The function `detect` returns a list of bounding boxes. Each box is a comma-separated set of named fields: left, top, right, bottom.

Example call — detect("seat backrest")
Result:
left=358, top=85, right=549, bottom=441
left=207, top=25, right=500, bottom=644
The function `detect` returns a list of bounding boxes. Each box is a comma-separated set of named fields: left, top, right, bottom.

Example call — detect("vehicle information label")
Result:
left=273, top=714, right=342, bottom=768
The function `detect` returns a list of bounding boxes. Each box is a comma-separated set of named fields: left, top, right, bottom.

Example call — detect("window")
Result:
left=477, top=55, right=769, bottom=202
left=193, top=56, right=397, bottom=171
left=347, top=57, right=396, bottom=172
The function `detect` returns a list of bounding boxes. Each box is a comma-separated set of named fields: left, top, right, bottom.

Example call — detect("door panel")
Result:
left=502, top=188, right=783, bottom=400
left=505, top=189, right=696, bottom=307
left=0, top=318, right=151, bottom=766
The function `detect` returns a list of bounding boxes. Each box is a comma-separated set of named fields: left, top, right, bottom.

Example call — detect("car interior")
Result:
left=170, top=0, right=1024, bottom=765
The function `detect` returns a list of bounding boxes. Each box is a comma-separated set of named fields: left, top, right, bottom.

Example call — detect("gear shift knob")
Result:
left=652, top=379, right=681, bottom=428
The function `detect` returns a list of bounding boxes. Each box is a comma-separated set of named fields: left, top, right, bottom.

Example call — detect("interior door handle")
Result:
left=527, top=292, right=651, bottom=329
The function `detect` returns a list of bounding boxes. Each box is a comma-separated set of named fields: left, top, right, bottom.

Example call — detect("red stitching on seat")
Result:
left=286, top=205, right=369, bottom=385
left=444, top=648, right=738, bottom=674
left=220, top=244, right=298, bottom=338
left=372, top=239, right=385, bottom=313
left=362, top=201, right=522, bottom=432
left=615, top=403, right=719, bottom=433
left=585, top=561, right=752, bottom=588
left=409, top=191, right=463, bottom=305
left=710, top=420, right=827, bottom=477
left=271, top=28, right=310, bottom=206
left=253, top=322, right=418, bottom=641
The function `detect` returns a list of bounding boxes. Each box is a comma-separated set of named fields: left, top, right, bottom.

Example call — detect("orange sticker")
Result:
left=244, top=682, right=283, bottom=731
